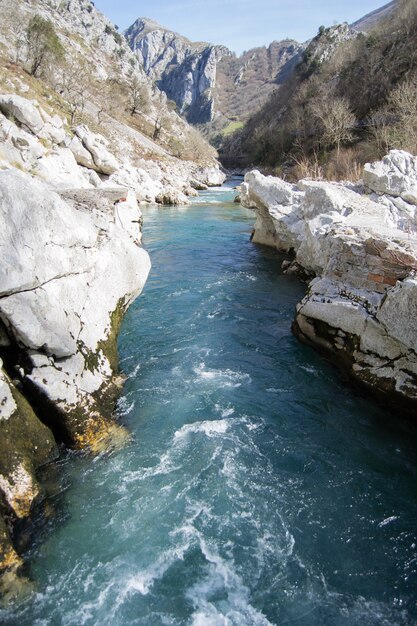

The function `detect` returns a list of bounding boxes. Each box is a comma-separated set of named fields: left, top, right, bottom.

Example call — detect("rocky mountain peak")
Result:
left=125, top=17, right=303, bottom=128
left=125, top=17, right=230, bottom=123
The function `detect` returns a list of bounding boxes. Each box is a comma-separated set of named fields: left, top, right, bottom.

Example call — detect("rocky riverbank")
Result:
left=0, top=94, right=225, bottom=206
left=0, top=168, right=151, bottom=600
left=240, top=150, right=417, bottom=413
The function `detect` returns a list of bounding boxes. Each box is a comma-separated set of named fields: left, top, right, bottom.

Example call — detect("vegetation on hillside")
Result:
left=220, top=0, right=417, bottom=180
left=0, top=0, right=216, bottom=165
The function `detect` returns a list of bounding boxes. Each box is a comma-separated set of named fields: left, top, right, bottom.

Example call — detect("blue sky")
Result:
left=94, top=0, right=391, bottom=54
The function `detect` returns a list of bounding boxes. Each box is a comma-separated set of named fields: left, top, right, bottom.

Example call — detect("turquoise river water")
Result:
left=2, top=184, right=417, bottom=625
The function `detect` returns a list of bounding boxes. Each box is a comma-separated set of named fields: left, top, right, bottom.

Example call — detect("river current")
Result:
left=2, top=184, right=417, bottom=625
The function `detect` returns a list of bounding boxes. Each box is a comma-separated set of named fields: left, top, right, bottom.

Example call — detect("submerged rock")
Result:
left=241, top=150, right=417, bottom=413
left=0, top=170, right=150, bottom=582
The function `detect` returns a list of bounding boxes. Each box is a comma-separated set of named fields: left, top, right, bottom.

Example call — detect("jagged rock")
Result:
left=0, top=95, right=44, bottom=135
left=306, top=23, right=358, bottom=66
left=242, top=152, right=417, bottom=412
left=74, top=125, right=119, bottom=176
left=364, top=150, right=417, bottom=205
left=125, top=18, right=230, bottom=124
left=0, top=169, right=150, bottom=443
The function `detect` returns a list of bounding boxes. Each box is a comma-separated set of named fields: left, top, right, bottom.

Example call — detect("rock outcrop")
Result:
left=0, top=0, right=225, bottom=203
left=0, top=169, right=150, bottom=595
left=125, top=18, right=230, bottom=124
left=241, top=150, right=417, bottom=413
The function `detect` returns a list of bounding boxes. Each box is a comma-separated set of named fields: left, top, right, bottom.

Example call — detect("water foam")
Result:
left=187, top=534, right=274, bottom=626
left=194, top=363, right=252, bottom=388
left=174, top=419, right=231, bottom=441
left=123, top=543, right=190, bottom=596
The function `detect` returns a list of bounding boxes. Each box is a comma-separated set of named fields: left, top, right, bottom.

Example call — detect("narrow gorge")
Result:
left=1, top=185, right=417, bottom=624
left=0, top=0, right=417, bottom=623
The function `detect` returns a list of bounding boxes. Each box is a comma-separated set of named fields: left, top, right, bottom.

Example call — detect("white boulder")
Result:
left=0, top=169, right=151, bottom=440
left=0, top=95, right=44, bottom=135
left=243, top=151, right=417, bottom=411
left=364, top=150, right=417, bottom=205
left=75, top=125, right=119, bottom=175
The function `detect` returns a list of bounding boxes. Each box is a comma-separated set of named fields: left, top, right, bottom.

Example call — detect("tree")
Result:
left=55, top=56, right=92, bottom=126
left=126, top=73, right=150, bottom=116
left=26, top=16, right=64, bottom=77
left=370, top=77, right=417, bottom=155
left=1, top=2, right=28, bottom=63
left=310, top=94, right=356, bottom=157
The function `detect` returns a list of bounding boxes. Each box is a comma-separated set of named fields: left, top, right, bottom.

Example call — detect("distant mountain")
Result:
left=125, top=18, right=303, bottom=128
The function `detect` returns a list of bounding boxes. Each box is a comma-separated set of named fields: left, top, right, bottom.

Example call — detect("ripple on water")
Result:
left=2, top=190, right=417, bottom=626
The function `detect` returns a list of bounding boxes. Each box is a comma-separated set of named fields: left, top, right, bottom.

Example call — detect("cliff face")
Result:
left=125, top=18, right=303, bottom=128
left=125, top=18, right=229, bottom=124
left=240, top=150, right=417, bottom=413
left=0, top=169, right=151, bottom=598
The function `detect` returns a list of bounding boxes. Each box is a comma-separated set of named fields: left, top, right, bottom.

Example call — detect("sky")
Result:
left=93, top=0, right=391, bottom=55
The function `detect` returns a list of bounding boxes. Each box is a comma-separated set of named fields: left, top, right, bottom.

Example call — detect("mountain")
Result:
left=0, top=0, right=224, bottom=202
left=220, top=0, right=417, bottom=178
left=125, top=18, right=303, bottom=129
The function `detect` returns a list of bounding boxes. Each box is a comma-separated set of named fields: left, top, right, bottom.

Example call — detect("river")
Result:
left=2, top=184, right=417, bottom=625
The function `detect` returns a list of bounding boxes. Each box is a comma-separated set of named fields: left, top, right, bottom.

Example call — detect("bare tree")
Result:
left=55, top=56, right=92, bottom=126
left=1, top=2, right=28, bottom=63
left=310, top=94, right=356, bottom=157
left=184, top=128, right=216, bottom=163
left=126, top=73, right=151, bottom=116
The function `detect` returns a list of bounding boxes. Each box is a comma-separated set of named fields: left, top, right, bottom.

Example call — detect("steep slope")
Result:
left=125, top=18, right=229, bottom=124
left=0, top=0, right=224, bottom=201
left=125, top=18, right=303, bottom=130
left=221, top=0, right=417, bottom=177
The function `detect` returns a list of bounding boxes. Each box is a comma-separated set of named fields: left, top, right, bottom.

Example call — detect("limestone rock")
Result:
left=0, top=95, right=44, bottom=135
left=34, top=147, right=91, bottom=188
left=193, top=166, right=226, bottom=187
left=125, top=18, right=303, bottom=128
left=125, top=18, right=230, bottom=124
left=0, top=169, right=150, bottom=446
left=75, top=125, right=119, bottom=176
left=364, top=150, right=417, bottom=205
left=0, top=95, right=66, bottom=145
left=243, top=151, right=417, bottom=412
left=68, top=135, right=96, bottom=170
